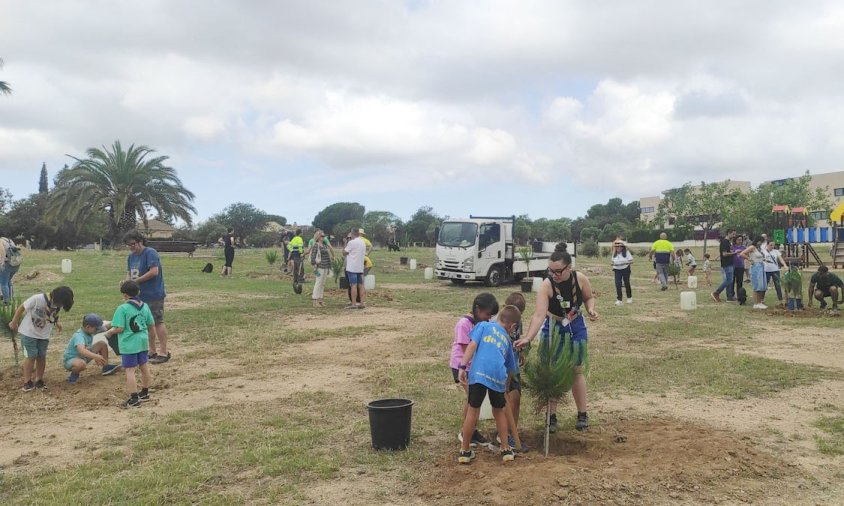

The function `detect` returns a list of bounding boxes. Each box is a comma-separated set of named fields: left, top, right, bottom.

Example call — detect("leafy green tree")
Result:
left=213, top=202, right=269, bottom=243
left=313, top=202, right=365, bottom=236
left=580, top=226, right=600, bottom=242
left=363, top=211, right=401, bottom=246
left=657, top=180, right=739, bottom=253
left=513, top=215, right=532, bottom=244
left=39, top=163, right=48, bottom=193
left=405, top=206, right=440, bottom=243
left=48, top=141, right=196, bottom=245
left=599, top=222, right=628, bottom=242
left=265, top=214, right=287, bottom=226
left=194, top=219, right=227, bottom=246
left=0, top=187, right=13, bottom=214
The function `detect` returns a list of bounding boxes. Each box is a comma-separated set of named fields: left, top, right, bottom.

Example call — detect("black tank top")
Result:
left=224, top=234, right=233, bottom=248
left=547, top=273, right=582, bottom=318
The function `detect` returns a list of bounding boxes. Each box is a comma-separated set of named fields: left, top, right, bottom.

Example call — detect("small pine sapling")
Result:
left=0, top=298, right=21, bottom=367
left=521, top=321, right=589, bottom=456
left=331, top=257, right=345, bottom=285
left=265, top=250, right=279, bottom=270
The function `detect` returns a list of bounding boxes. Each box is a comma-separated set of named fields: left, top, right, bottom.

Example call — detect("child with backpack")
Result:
left=0, top=236, right=23, bottom=303
left=450, top=293, right=499, bottom=448
left=9, top=286, right=74, bottom=391
left=103, top=281, right=154, bottom=408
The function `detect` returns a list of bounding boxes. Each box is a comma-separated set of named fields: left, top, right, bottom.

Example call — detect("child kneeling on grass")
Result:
left=64, top=313, right=121, bottom=384
left=104, top=281, right=154, bottom=408
left=457, top=305, right=521, bottom=464
left=9, top=286, right=75, bottom=392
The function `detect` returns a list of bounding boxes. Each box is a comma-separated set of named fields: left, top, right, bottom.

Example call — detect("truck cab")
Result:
left=435, top=216, right=550, bottom=286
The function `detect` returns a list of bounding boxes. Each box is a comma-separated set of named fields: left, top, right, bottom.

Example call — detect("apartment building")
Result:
left=767, top=170, right=844, bottom=228
left=639, top=180, right=751, bottom=224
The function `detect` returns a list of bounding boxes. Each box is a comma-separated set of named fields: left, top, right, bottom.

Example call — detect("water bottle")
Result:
left=314, top=269, right=320, bottom=277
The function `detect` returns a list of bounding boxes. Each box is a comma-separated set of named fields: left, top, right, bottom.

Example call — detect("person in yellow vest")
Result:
left=359, top=229, right=373, bottom=276
left=648, top=232, right=675, bottom=291
left=288, top=229, right=305, bottom=282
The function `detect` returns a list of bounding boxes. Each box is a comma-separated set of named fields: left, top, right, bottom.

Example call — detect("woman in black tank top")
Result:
left=514, top=243, right=598, bottom=433
left=222, top=228, right=235, bottom=276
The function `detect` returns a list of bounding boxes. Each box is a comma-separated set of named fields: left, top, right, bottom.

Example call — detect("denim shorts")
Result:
left=347, top=272, right=364, bottom=285
left=21, top=335, right=49, bottom=359
left=121, top=351, right=149, bottom=368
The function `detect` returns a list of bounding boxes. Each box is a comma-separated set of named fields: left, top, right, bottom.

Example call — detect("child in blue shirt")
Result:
left=457, top=305, right=521, bottom=464
left=63, top=313, right=121, bottom=384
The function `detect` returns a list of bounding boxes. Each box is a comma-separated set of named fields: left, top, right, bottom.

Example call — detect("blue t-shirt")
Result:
left=467, top=321, right=518, bottom=393
left=63, top=329, right=93, bottom=364
left=128, top=247, right=166, bottom=301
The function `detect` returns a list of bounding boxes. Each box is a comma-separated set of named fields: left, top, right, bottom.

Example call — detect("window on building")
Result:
left=770, top=179, right=789, bottom=186
left=834, top=188, right=844, bottom=197
left=810, top=211, right=828, bottom=220
left=640, top=206, right=655, bottom=213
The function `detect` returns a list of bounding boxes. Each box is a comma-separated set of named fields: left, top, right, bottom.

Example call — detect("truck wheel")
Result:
left=485, top=266, right=502, bottom=287
left=450, top=279, right=466, bottom=285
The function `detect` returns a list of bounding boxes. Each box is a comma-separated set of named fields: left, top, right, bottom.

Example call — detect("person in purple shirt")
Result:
left=124, top=230, right=170, bottom=364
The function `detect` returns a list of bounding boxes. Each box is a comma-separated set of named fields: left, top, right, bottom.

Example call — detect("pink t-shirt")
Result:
left=449, top=316, right=474, bottom=369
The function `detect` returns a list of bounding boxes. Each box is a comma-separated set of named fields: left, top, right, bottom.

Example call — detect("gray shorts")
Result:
left=147, top=299, right=165, bottom=324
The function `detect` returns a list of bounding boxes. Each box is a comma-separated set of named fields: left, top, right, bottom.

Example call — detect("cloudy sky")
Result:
left=2, top=1, right=843, bottom=225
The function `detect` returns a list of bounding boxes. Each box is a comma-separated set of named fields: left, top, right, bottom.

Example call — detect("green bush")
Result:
left=600, top=246, right=611, bottom=257
left=580, top=241, right=599, bottom=258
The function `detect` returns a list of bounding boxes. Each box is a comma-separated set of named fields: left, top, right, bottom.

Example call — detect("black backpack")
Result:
left=202, top=263, right=213, bottom=273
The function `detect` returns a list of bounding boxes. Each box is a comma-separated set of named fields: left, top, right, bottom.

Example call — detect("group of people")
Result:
left=451, top=243, right=598, bottom=463
left=8, top=230, right=172, bottom=407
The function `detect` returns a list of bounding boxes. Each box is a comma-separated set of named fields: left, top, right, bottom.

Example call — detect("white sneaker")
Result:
left=627, top=298, right=633, bottom=304
left=615, top=300, right=623, bottom=306
left=758, top=303, right=768, bottom=309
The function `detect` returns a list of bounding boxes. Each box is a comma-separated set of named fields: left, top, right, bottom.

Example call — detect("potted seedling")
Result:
left=518, top=246, right=534, bottom=292
left=521, top=323, right=587, bottom=456
left=0, top=298, right=21, bottom=368
left=332, top=257, right=348, bottom=289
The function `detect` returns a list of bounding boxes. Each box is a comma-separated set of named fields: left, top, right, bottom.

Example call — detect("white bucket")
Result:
left=409, top=259, right=417, bottom=270
left=479, top=395, right=493, bottom=420
left=364, top=274, right=376, bottom=290
left=424, top=267, right=433, bottom=280
left=687, top=275, right=698, bottom=289
left=61, top=259, right=72, bottom=274
left=680, top=291, right=697, bottom=310
left=532, top=277, right=543, bottom=292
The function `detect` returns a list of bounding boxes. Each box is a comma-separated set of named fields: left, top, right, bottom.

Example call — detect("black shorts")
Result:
left=817, top=287, right=834, bottom=298
left=468, top=383, right=506, bottom=409
left=507, top=374, right=521, bottom=393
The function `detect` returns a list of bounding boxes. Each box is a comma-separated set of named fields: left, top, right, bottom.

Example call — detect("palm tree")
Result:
left=0, top=58, right=11, bottom=95
left=48, top=141, right=196, bottom=245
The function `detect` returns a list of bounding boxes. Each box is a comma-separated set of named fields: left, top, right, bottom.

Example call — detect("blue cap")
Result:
left=82, top=313, right=106, bottom=332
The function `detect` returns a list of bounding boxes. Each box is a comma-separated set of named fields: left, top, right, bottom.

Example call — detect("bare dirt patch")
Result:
left=422, top=414, right=791, bottom=505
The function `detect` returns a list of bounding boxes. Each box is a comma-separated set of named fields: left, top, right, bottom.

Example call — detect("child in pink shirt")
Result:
left=450, top=292, right=498, bottom=448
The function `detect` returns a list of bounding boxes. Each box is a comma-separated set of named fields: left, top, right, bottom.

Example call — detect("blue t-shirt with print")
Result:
left=63, top=329, right=93, bottom=364
left=127, top=247, right=166, bottom=301
left=467, top=321, right=518, bottom=393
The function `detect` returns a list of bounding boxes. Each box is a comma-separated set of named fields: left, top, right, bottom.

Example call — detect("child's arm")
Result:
left=457, top=341, right=478, bottom=384
left=8, top=305, right=26, bottom=331
left=104, top=326, right=124, bottom=338
left=77, top=343, right=106, bottom=366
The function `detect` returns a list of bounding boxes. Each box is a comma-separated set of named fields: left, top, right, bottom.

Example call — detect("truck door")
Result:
left=478, top=223, right=503, bottom=269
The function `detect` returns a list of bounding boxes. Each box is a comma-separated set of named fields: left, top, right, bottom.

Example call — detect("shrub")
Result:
left=600, top=246, right=611, bottom=257
left=265, top=250, right=279, bottom=267
left=580, top=241, right=599, bottom=258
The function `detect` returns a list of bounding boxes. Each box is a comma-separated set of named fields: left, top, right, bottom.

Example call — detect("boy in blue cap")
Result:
left=64, top=313, right=121, bottom=384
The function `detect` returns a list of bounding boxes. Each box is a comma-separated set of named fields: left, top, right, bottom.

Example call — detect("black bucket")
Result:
left=520, top=279, right=533, bottom=292
left=367, top=398, right=414, bottom=450
left=399, top=256, right=408, bottom=265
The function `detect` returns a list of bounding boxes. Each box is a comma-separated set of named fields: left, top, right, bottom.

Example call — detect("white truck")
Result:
left=434, top=215, right=552, bottom=287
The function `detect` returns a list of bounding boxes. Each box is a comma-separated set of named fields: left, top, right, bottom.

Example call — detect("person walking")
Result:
left=124, top=230, right=171, bottom=363
left=731, top=236, right=745, bottom=296
left=0, top=235, right=23, bottom=303
left=711, top=230, right=737, bottom=302
left=310, top=230, right=333, bottom=307
left=611, top=240, right=634, bottom=305
left=221, top=228, right=235, bottom=277
left=740, top=237, right=768, bottom=310
left=648, top=232, right=674, bottom=291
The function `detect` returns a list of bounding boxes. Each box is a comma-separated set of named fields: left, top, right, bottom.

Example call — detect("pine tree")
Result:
left=39, top=162, right=48, bottom=193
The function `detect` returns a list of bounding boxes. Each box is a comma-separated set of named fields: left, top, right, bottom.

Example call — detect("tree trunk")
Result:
left=545, top=400, right=551, bottom=457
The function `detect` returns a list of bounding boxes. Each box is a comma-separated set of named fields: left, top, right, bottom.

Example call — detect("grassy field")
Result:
left=1, top=246, right=842, bottom=504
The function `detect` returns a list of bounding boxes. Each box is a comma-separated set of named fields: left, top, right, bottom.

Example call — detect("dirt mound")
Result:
left=765, top=308, right=840, bottom=318
left=421, top=416, right=789, bottom=505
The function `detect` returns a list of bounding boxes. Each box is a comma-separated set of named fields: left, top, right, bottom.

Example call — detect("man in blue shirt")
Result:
left=124, top=230, right=170, bottom=364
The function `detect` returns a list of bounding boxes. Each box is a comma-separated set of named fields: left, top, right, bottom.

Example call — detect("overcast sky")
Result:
left=2, top=1, right=843, bottom=225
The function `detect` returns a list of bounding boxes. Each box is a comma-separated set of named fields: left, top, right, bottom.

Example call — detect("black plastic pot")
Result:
left=367, top=398, right=414, bottom=450
left=339, top=276, right=350, bottom=289
left=399, top=256, right=408, bottom=265
left=521, top=278, right=533, bottom=292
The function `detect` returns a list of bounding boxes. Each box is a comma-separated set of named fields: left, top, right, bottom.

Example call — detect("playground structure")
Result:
left=770, top=205, right=825, bottom=268
left=831, top=201, right=844, bottom=269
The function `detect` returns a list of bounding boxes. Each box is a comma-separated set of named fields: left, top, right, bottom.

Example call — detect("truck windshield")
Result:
left=438, top=222, right=478, bottom=248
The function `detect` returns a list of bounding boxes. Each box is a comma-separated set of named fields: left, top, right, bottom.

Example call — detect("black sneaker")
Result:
left=21, top=381, right=35, bottom=392
left=138, top=388, right=150, bottom=402
left=471, top=429, right=489, bottom=447
left=458, top=449, right=475, bottom=464
left=122, top=395, right=141, bottom=409
left=501, top=448, right=515, bottom=462
left=549, top=414, right=558, bottom=433
left=576, top=412, right=589, bottom=431
left=820, top=300, right=828, bottom=310
left=150, top=352, right=171, bottom=364
left=34, top=380, right=47, bottom=390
